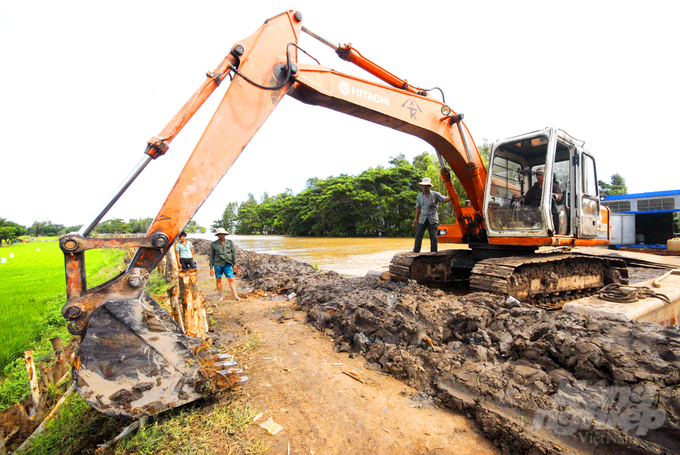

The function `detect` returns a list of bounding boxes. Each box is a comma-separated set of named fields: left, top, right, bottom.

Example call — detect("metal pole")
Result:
left=302, top=26, right=339, bottom=50
left=456, top=123, right=475, bottom=165
left=78, top=155, right=153, bottom=237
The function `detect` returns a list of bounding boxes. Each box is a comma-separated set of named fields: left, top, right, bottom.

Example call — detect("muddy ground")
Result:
left=193, top=244, right=499, bottom=454
left=193, top=239, right=680, bottom=455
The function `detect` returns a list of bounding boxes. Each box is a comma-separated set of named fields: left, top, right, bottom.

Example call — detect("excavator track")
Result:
left=390, top=251, right=627, bottom=309
left=470, top=253, right=627, bottom=309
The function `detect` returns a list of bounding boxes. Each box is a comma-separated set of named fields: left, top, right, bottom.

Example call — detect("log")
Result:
left=157, top=256, right=166, bottom=277
left=23, top=351, right=40, bottom=412
left=14, top=402, right=29, bottom=437
left=177, top=269, right=209, bottom=341
left=15, top=385, right=75, bottom=453
left=96, top=416, right=148, bottom=452
left=1, top=426, right=19, bottom=455
left=167, top=284, right=184, bottom=332
left=37, top=362, right=53, bottom=390
left=50, top=337, right=70, bottom=381
left=164, top=245, right=179, bottom=282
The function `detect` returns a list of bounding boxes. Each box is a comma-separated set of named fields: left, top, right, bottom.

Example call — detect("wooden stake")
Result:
left=178, top=269, right=209, bottom=341
left=15, top=384, right=75, bottom=453
left=165, top=245, right=179, bottom=282
left=23, top=351, right=40, bottom=412
left=167, top=284, right=184, bottom=332
left=50, top=337, right=69, bottom=380
left=1, top=426, right=19, bottom=455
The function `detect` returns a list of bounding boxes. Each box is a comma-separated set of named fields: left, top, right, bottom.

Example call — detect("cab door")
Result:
left=576, top=151, right=601, bottom=238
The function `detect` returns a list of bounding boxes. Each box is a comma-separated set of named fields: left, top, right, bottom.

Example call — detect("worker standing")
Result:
left=175, top=231, right=196, bottom=270
left=412, top=177, right=451, bottom=253
left=209, top=228, right=241, bottom=301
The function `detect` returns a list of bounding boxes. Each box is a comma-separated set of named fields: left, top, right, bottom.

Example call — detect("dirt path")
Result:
left=194, top=253, right=500, bottom=455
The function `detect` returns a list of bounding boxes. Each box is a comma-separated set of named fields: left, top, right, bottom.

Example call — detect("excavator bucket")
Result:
left=73, top=293, right=235, bottom=418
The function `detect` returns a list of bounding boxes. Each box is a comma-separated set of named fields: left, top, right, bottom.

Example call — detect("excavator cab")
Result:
left=484, top=127, right=604, bottom=242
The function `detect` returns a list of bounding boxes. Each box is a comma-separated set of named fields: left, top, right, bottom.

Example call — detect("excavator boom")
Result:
left=61, top=10, right=487, bottom=417
left=60, top=9, right=618, bottom=417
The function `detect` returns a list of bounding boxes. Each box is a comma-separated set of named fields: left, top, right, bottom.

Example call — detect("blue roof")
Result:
left=603, top=189, right=680, bottom=201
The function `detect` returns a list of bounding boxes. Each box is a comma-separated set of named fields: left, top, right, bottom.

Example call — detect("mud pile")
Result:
left=192, top=239, right=680, bottom=454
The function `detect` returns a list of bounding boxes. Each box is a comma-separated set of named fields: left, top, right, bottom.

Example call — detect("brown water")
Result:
left=194, top=234, right=465, bottom=277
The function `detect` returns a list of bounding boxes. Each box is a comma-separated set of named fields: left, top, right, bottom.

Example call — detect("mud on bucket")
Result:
left=73, top=294, right=211, bottom=418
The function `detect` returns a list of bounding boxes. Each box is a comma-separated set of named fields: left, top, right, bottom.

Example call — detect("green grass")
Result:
left=1, top=243, right=270, bottom=454
left=0, top=242, right=125, bottom=413
left=0, top=241, right=124, bottom=368
left=116, top=401, right=267, bottom=455
left=19, top=391, right=125, bottom=455
left=16, top=393, right=267, bottom=455
left=0, top=241, right=124, bottom=369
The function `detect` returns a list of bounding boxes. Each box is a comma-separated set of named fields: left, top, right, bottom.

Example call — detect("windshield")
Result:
left=487, top=134, right=554, bottom=232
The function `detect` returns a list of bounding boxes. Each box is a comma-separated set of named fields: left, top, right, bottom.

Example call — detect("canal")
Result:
left=191, top=234, right=464, bottom=277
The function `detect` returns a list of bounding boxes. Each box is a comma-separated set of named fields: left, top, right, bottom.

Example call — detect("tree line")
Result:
left=212, top=148, right=490, bottom=237
left=212, top=149, right=638, bottom=237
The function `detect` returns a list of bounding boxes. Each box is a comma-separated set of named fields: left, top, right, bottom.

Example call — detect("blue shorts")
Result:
left=214, top=264, right=233, bottom=279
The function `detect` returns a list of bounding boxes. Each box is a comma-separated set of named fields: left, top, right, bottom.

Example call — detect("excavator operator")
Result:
left=521, top=166, right=562, bottom=206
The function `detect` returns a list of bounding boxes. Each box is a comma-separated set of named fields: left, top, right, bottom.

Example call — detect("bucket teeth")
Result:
left=217, top=368, right=248, bottom=383
left=215, top=360, right=238, bottom=368
left=219, top=368, right=244, bottom=375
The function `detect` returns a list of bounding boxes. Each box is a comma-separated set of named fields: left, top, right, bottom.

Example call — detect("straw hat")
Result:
left=214, top=228, right=228, bottom=235
left=419, top=177, right=433, bottom=186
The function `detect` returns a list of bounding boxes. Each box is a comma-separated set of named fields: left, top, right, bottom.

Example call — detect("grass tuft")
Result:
left=116, top=400, right=268, bottom=455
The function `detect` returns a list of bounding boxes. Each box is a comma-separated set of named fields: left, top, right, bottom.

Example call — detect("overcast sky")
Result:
left=1, top=1, right=678, bottom=230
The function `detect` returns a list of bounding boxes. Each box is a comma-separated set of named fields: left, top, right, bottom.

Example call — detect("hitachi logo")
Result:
left=351, top=86, right=390, bottom=106
left=339, top=81, right=390, bottom=106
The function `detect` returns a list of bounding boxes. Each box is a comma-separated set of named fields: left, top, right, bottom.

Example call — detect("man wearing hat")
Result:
left=209, top=228, right=240, bottom=301
left=412, top=177, right=451, bottom=253
left=522, top=166, right=562, bottom=206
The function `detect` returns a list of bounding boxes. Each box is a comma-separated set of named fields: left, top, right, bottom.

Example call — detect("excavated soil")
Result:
left=192, top=239, right=680, bottom=454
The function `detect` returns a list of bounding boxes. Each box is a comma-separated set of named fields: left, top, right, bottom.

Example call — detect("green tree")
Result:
left=92, top=218, right=129, bottom=234
left=223, top=149, right=494, bottom=238
left=127, top=218, right=154, bottom=234
left=212, top=202, right=239, bottom=233
left=598, top=173, right=628, bottom=197
left=0, top=218, right=26, bottom=245
left=64, top=224, right=83, bottom=234
left=183, top=220, right=206, bottom=233
left=26, top=220, right=65, bottom=237
left=235, top=194, right=260, bottom=235
left=477, top=140, right=491, bottom=168
left=388, top=153, right=409, bottom=168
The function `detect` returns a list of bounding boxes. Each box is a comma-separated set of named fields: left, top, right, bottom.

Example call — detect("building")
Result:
left=602, top=190, right=680, bottom=246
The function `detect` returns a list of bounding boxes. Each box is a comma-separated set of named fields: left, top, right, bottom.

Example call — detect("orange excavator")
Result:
left=59, top=10, right=624, bottom=417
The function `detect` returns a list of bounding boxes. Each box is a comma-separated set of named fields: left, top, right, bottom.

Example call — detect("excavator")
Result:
left=59, top=10, right=624, bottom=417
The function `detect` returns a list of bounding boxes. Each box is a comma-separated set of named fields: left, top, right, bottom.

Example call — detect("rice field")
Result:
left=0, top=241, right=125, bottom=369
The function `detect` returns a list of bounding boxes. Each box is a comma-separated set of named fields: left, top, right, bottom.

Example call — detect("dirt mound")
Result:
left=192, top=240, right=680, bottom=454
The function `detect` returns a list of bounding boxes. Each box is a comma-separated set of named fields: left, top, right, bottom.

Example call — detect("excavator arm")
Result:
left=60, top=9, right=487, bottom=417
